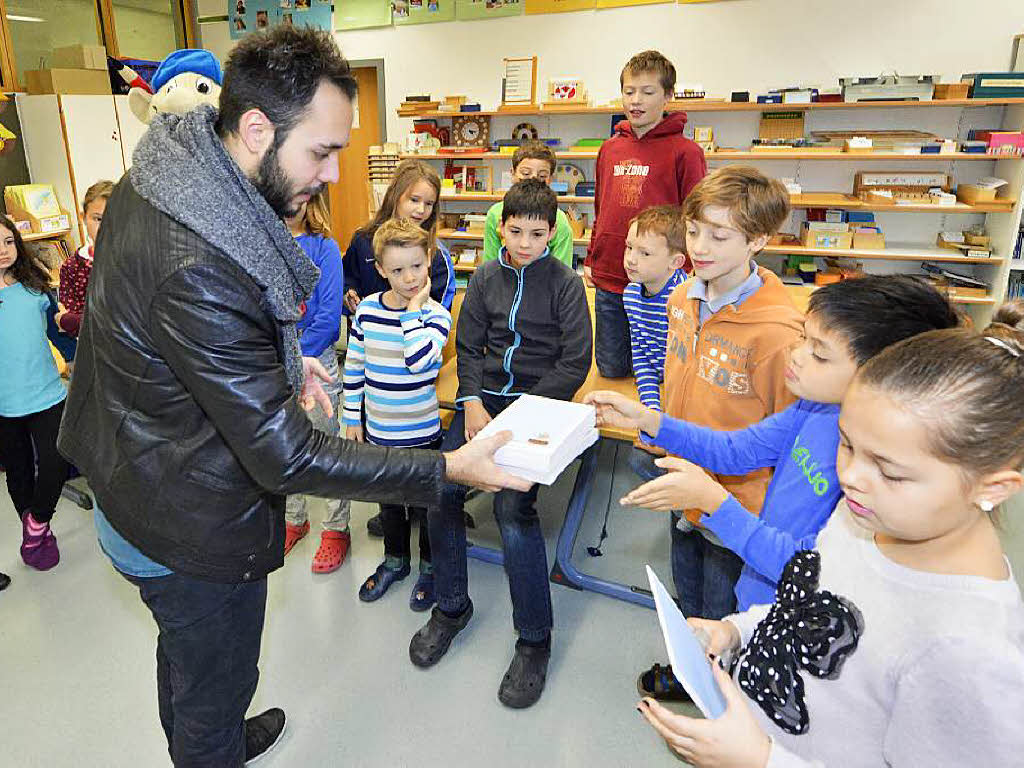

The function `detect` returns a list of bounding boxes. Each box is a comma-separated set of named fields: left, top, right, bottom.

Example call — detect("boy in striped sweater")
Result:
left=622, top=206, right=689, bottom=480
left=343, top=218, right=452, bottom=611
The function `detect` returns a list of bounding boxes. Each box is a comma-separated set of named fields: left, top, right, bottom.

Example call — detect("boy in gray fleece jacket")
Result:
left=410, top=180, right=592, bottom=709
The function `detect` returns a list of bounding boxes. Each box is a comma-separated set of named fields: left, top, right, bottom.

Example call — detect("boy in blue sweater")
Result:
left=621, top=205, right=688, bottom=482
left=586, top=276, right=959, bottom=698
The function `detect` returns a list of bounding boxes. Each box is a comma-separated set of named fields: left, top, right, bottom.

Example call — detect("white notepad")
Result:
left=472, top=395, right=599, bottom=485
left=646, top=565, right=727, bottom=719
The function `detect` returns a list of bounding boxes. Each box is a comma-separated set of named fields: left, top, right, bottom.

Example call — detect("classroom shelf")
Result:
left=398, top=97, right=1024, bottom=119
left=440, top=191, right=1012, bottom=213
left=22, top=229, right=71, bottom=242
left=403, top=150, right=1016, bottom=162
left=440, top=230, right=1001, bottom=264
left=788, top=193, right=1015, bottom=213
left=762, top=242, right=1002, bottom=264
left=440, top=193, right=595, bottom=203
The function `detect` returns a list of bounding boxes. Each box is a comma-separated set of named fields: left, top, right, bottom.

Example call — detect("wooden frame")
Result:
left=500, top=56, right=538, bottom=110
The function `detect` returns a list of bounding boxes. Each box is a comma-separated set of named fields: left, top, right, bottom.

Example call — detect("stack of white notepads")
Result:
left=472, top=395, right=599, bottom=485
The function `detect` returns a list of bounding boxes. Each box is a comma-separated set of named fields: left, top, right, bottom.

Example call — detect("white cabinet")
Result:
left=15, top=94, right=131, bottom=247
left=114, top=95, right=149, bottom=170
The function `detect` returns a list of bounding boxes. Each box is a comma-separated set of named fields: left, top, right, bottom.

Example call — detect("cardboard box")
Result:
left=852, top=231, right=886, bottom=250
left=26, top=68, right=111, bottom=95
left=956, top=184, right=998, bottom=204
left=933, top=83, right=969, bottom=100
left=801, top=222, right=852, bottom=249
left=52, top=44, right=107, bottom=71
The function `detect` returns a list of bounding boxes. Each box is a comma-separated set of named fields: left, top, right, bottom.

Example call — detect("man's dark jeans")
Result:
left=123, top=570, right=267, bottom=767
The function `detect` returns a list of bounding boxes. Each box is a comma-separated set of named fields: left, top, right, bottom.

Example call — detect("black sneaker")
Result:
left=244, top=708, right=286, bottom=765
left=498, top=640, right=551, bottom=709
left=0, top=572, right=10, bottom=592
left=409, top=600, right=473, bottom=668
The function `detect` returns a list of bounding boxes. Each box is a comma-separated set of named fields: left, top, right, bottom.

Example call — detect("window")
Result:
left=111, top=0, right=178, bottom=61
left=5, top=0, right=102, bottom=84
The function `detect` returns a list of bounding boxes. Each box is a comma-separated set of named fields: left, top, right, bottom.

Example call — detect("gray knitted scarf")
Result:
left=129, top=104, right=318, bottom=395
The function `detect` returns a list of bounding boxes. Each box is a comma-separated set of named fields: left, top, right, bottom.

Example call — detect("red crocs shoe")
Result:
left=284, top=520, right=310, bottom=556
left=312, top=530, right=350, bottom=574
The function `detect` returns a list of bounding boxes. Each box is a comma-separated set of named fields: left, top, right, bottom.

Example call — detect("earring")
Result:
left=979, top=500, right=995, bottom=513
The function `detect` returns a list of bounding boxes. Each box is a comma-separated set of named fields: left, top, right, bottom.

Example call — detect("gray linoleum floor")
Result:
left=2, top=442, right=1022, bottom=767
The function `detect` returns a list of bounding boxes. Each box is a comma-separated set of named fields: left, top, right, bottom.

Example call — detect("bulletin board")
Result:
left=392, top=0, right=456, bottom=24
left=524, top=0, right=594, bottom=14
left=456, top=0, right=522, bottom=21
left=229, top=0, right=332, bottom=39
left=336, top=0, right=393, bottom=29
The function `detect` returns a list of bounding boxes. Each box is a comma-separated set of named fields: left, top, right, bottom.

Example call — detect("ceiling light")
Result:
left=6, top=14, right=46, bottom=22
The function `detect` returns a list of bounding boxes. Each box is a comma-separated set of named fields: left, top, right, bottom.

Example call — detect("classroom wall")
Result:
left=199, top=0, right=1024, bottom=142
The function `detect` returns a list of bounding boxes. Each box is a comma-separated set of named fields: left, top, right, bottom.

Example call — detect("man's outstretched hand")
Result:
left=444, top=431, right=533, bottom=493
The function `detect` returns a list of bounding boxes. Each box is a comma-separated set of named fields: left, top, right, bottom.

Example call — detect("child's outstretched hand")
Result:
left=300, top=356, right=335, bottom=418
left=408, top=278, right=431, bottom=313
left=620, top=456, right=729, bottom=513
left=344, top=288, right=361, bottom=314
left=583, top=390, right=661, bottom=436
left=688, top=617, right=741, bottom=657
left=638, top=662, right=771, bottom=768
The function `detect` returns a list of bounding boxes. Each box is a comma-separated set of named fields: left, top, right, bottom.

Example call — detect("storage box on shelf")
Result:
left=397, top=98, right=1024, bottom=321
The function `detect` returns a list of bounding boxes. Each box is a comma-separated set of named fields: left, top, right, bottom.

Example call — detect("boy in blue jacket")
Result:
left=585, top=276, right=960, bottom=698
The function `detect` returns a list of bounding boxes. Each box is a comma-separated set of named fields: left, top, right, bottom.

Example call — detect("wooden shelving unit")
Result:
left=407, top=98, right=1024, bottom=322
left=22, top=229, right=72, bottom=242
left=440, top=191, right=1014, bottom=213
left=404, top=150, right=1019, bottom=162
left=398, top=97, right=1024, bottom=120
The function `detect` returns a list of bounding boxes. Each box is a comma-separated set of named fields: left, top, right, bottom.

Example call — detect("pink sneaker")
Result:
left=21, top=512, right=60, bottom=571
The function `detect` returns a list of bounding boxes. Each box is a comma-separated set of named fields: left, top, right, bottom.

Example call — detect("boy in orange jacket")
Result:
left=654, top=166, right=802, bottom=621
left=585, top=50, right=706, bottom=377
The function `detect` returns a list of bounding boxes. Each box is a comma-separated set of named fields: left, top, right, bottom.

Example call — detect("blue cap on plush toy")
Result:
left=151, top=49, right=223, bottom=93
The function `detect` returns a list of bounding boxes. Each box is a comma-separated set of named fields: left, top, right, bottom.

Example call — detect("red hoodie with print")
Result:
left=585, top=112, right=707, bottom=293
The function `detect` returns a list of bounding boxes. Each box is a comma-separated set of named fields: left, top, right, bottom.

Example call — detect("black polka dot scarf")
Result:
left=734, top=550, right=863, bottom=735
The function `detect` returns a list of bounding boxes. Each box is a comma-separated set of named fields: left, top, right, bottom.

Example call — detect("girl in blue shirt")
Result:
left=0, top=215, right=70, bottom=573
left=342, top=159, right=455, bottom=315
left=282, top=193, right=353, bottom=574
left=587, top=275, right=960, bottom=699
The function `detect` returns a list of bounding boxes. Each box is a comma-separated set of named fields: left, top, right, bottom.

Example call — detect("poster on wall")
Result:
left=336, top=0, right=392, bottom=29
left=524, top=0, right=593, bottom=14
left=230, top=0, right=332, bottom=39
left=456, top=0, right=522, bottom=21
left=392, top=0, right=455, bottom=24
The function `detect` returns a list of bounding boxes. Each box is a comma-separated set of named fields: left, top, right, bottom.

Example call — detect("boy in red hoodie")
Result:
left=585, top=50, right=706, bottom=378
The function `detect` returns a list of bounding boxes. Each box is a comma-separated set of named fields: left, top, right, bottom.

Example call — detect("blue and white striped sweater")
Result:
left=343, top=292, right=452, bottom=447
left=623, top=270, right=685, bottom=410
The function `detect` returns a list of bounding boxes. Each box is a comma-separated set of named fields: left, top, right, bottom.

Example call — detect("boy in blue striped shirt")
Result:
left=344, top=218, right=452, bottom=611
left=622, top=206, right=688, bottom=480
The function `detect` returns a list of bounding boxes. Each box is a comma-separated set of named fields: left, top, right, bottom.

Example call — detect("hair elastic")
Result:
left=985, top=336, right=1021, bottom=358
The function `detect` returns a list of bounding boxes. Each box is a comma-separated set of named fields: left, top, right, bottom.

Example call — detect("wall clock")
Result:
left=453, top=115, right=491, bottom=148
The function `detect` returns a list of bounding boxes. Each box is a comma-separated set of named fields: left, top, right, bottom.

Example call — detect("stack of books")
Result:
left=472, top=395, right=598, bottom=485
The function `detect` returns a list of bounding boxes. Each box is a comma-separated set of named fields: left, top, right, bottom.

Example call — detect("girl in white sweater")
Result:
left=639, top=303, right=1024, bottom=768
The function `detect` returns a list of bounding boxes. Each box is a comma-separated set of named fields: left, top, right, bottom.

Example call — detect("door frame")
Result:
left=347, top=58, right=387, bottom=143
